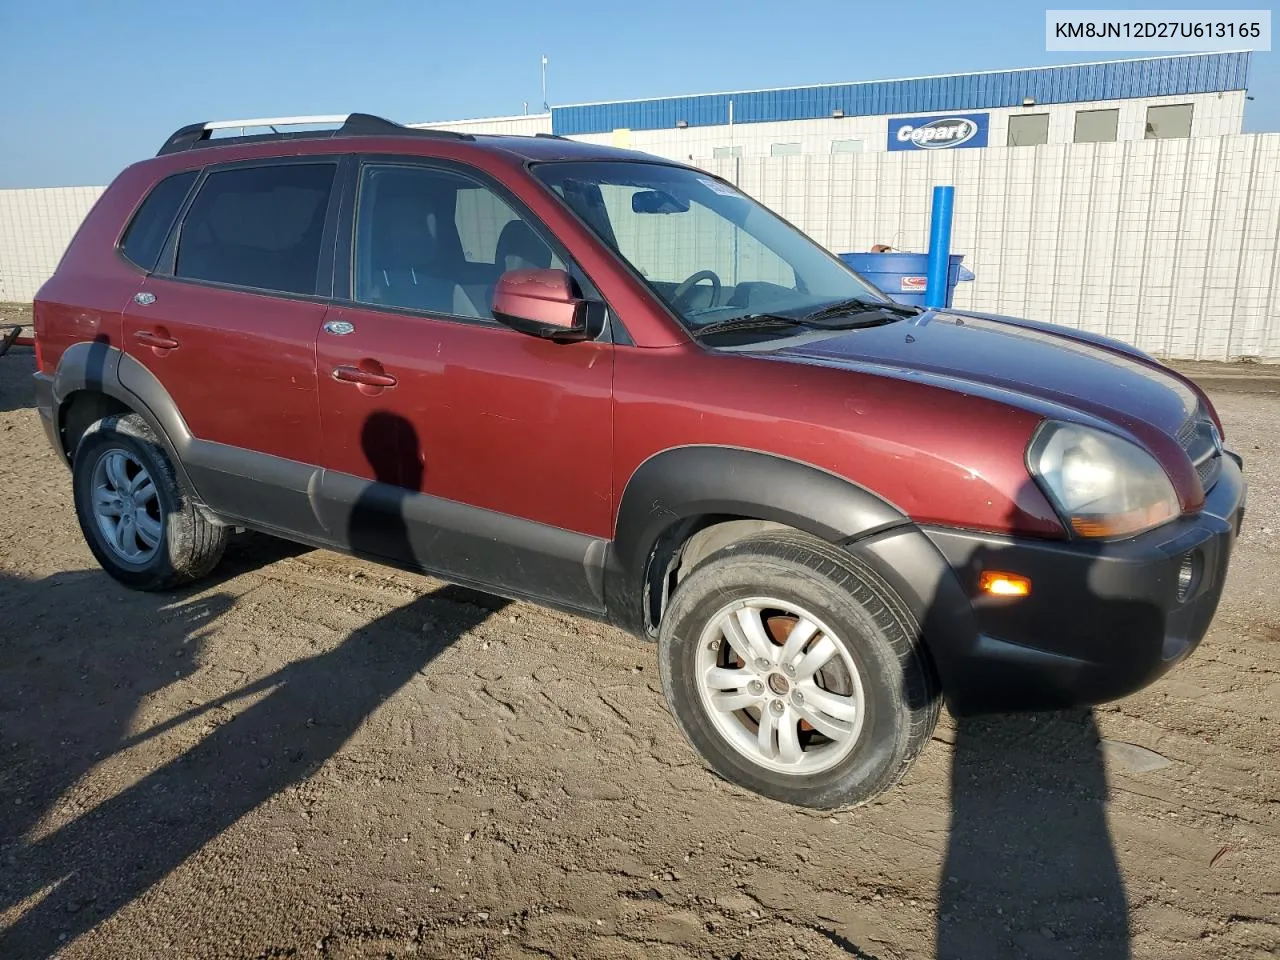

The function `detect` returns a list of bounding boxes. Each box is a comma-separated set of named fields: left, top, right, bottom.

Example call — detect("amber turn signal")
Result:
left=978, top=571, right=1032, bottom=597
left=1068, top=500, right=1176, bottom=539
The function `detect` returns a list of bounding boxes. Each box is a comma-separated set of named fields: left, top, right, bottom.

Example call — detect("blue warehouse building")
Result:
left=421, top=51, right=1251, bottom=162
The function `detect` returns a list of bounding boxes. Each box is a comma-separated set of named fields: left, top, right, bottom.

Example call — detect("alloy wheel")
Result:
left=694, top=597, right=866, bottom=775
left=90, top=448, right=163, bottom=564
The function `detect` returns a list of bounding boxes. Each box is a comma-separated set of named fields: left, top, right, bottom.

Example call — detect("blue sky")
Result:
left=0, top=0, right=1274, bottom=188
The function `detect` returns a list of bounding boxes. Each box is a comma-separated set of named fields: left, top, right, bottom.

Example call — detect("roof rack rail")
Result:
left=156, top=112, right=474, bottom=156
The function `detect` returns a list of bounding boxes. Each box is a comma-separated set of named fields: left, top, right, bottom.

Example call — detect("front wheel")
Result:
left=71, top=413, right=228, bottom=591
left=658, top=531, right=940, bottom=809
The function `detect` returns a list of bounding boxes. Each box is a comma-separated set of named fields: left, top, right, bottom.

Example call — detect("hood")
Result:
left=757, top=308, right=1201, bottom=438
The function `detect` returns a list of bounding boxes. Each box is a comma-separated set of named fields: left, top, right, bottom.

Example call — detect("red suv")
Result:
left=33, top=114, right=1245, bottom=808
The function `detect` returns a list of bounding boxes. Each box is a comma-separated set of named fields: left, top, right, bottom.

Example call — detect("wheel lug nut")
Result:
left=754, top=657, right=772, bottom=672
left=748, top=679, right=765, bottom=696
left=790, top=690, right=804, bottom=706
left=769, top=699, right=786, bottom=716
left=782, top=663, right=795, bottom=678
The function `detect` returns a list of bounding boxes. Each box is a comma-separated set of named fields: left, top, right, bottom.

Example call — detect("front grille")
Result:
left=1196, top=456, right=1221, bottom=492
left=1176, top=415, right=1198, bottom=449
left=1187, top=455, right=1218, bottom=491
left=1176, top=405, right=1222, bottom=493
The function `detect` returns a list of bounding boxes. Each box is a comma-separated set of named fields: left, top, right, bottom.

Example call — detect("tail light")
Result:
left=31, top=300, right=44, bottom=369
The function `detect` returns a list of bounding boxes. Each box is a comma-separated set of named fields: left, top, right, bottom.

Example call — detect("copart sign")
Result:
left=887, top=113, right=989, bottom=151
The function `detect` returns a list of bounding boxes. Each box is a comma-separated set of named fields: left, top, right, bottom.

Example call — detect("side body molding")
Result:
left=42, top=342, right=609, bottom=616
left=605, top=446, right=910, bottom=636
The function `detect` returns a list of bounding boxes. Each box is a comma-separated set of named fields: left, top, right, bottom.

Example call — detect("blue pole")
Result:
left=925, top=185, right=954, bottom=310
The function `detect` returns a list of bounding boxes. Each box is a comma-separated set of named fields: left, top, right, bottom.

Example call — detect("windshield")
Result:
left=531, top=161, right=889, bottom=333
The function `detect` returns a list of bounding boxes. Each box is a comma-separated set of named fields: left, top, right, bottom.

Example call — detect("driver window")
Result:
left=354, top=164, right=563, bottom=320
left=598, top=184, right=795, bottom=299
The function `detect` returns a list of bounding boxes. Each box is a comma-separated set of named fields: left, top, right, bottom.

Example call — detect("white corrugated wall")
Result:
left=701, top=133, right=1280, bottom=361
left=0, top=186, right=105, bottom=303
left=2, top=133, right=1278, bottom=361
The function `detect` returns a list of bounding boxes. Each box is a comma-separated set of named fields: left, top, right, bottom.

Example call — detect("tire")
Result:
left=657, top=531, right=940, bottom=809
left=71, top=412, right=227, bottom=591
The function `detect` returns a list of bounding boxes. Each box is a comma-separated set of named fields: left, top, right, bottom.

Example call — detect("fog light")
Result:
left=979, top=571, right=1031, bottom=597
left=1176, top=553, right=1196, bottom=602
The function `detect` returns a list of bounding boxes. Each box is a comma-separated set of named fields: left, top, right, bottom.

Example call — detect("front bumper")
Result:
left=918, top=452, right=1246, bottom=714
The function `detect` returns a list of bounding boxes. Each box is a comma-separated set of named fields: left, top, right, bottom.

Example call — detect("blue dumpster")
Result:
left=839, top=252, right=972, bottom=308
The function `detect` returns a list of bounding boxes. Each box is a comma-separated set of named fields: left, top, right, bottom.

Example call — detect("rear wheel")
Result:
left=657, top=531, right=940, bottom=808
left=71, top=413, right=227, bottom=590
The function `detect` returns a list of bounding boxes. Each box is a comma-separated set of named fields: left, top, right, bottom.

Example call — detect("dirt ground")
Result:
left=0, top=328, right=1276, bottom=960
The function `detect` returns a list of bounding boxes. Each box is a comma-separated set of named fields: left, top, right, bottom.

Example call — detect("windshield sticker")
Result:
left=697, top=177, right=741, bottom=197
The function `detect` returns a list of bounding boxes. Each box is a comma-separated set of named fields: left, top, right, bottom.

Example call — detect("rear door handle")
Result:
left=332, top=365, right=397, bottom=388
left=134, top=330, right=180, bottom=349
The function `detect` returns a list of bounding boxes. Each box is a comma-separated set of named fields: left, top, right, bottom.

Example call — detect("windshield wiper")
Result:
left=690, top=315, right=809, bottom=338
left=802, top=297, right=922, bottom=323
left=691, top=298, right=922, bottom=338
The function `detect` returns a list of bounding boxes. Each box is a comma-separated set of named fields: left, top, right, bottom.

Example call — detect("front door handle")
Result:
left=332, top=365, right=397, bottom=388
left=134, top=330, right=180, bottom=350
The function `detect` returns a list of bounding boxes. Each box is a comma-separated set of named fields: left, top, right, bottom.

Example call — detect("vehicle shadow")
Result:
left=217, top=526, right=313, bottom=572
left=0, top=570, right=238, bottom=914
left=938, top=710, right=1129, bottom=958
left=933, top=490, right=1137, bottom=959
left=0, top=412, right=505, bottom=958
left=0, top=347, right=35, bottom=414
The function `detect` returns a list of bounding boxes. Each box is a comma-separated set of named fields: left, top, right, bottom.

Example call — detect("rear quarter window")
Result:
left=119, top=170, right=199, bottom=272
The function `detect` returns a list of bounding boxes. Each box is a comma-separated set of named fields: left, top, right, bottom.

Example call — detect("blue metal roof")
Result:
left=550, top=52, right=1250, bottom=136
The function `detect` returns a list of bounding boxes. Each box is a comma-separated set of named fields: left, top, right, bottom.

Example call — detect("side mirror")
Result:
left=491, top=268, right=590, bottom=342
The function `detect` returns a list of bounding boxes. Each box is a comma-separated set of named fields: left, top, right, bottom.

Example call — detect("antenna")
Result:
left=541, top=55, right=549, bottom=111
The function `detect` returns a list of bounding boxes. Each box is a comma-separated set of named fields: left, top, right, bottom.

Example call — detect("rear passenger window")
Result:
left=120, top=171, right=198, bottom=271
left=175, top=163, right=336, bottom=295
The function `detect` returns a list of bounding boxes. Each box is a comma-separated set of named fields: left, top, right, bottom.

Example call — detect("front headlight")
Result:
left=1028, top=421, right=1179, bottom=538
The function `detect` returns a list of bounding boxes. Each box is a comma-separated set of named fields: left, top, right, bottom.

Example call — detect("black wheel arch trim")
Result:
left=605, top=445, right=912, bottom=637
left=841, top=525, right=982, bottom=716
left=46, top=341, right=211, bottom=509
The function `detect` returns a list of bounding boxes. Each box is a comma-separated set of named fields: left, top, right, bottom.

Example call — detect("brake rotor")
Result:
left=764, top=613, right=793, bottom=645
